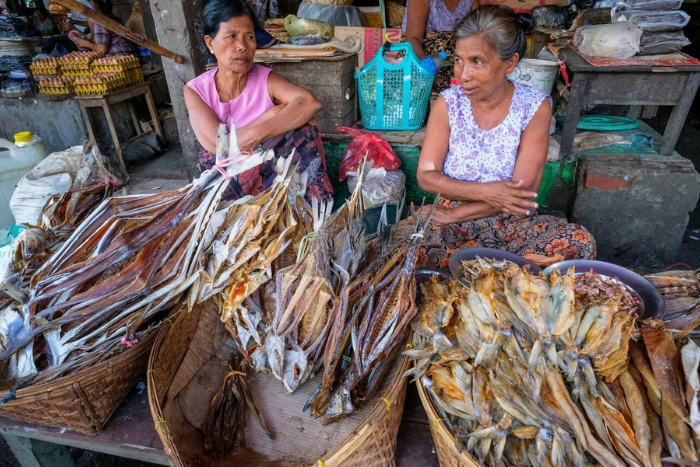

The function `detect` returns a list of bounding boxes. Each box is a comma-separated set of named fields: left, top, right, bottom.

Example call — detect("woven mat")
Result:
left=569, top=42, right=700, bottom=67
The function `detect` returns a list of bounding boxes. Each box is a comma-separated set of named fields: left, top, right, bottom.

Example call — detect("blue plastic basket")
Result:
left=356, top=42, right=434, bottom=131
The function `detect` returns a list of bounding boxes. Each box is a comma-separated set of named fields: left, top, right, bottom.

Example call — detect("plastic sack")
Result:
left=639, top=31, right=690, bottom=55
left=337, top=127, right=401, bottom=181
left=284, top=15, right=333, bottom=39
left=574, top=23, right=642, bottom=58
left=9, top=144, right=115, bottom=226
left=624, top=0, right=683, bottom=10
left=297, top=3, right=365, bottom=28
left=612, top=8, right=690, bottom=32
left=347, top=168, right=406, bottom=208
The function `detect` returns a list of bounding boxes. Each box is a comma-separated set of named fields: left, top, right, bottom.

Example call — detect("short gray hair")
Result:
left=453, top=5, right=534, bottom=61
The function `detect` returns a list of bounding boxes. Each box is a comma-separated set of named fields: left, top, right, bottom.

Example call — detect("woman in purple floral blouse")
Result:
left=397, top=6, right=596, bottom=270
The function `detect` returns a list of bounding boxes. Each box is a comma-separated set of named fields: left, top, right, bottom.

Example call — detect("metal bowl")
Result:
left=542, top=259, right=665, bottom=320
left=447, top=248, right=542, bottom=286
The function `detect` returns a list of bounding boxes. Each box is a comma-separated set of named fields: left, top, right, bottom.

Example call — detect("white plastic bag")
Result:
left=9, top=144, right=114, bottom=226
left=347, top=168, right=406, bottom=208
left=574, top=23, right=642, bottom=58
left=297, top=3, right=365, bottom=28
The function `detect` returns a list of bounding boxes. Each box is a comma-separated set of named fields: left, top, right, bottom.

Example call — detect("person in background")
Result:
left=34, top=8, right=57, bottom=35
left=394, top=5, right=595, bottom=270
left=184, top=0, right=333, bottom=203
left=402, top=0, right=479, bottom=93
left=73, top=0, right=138, bottom=56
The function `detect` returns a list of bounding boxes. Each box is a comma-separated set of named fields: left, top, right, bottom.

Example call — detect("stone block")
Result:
left=572, top=153, right=700, bottom=271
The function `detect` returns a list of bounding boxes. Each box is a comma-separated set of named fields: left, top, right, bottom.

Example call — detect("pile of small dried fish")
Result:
left=204, top=353, right=272, bottom=456
left=0, top=124, right=272, bottom=388
left=407, top=259, right=685, bottom=467
left=645, top=268, right=700, bottom=339
left=305, top=203, right=436, bottom=424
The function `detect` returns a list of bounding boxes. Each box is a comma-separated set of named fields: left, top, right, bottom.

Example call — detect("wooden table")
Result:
left=0, top=383, right=439, bottom=466
left=558, top=46, right=700, bottom=160
left=74, top=81, right=165, bottom=177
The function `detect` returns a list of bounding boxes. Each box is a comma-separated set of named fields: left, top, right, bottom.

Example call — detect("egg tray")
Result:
left=30, top=65, right=60, bottom=76
left=62, top=69, right=92, bottom=77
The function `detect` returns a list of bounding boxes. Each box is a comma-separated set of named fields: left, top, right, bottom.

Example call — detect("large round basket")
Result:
left=0, top=330, right=157, bottom=435
left=416, top=378, right=484, bottom=467
left=148, top=299, right=410, bottom=467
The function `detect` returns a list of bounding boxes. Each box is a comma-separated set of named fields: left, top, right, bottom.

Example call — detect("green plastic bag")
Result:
left=283, top=15, right=333, bottom=39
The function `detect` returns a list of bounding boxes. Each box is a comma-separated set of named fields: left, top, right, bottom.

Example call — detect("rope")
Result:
left=317, top=461, right=326, bottom=467
left=154, top=420, right=167, bottom=431
left=381, top=397, right=391, bottom=412
left=434, top=418, right=443, bottom=432
left=146, top=369, right=157, bottom=375
left=164, top=318, right=175, bottom=330
left=213, top=152, right=252, bottom=180
left=0, top=389, right=17, bottom=405
left=121, top=336, right=139, bottom=347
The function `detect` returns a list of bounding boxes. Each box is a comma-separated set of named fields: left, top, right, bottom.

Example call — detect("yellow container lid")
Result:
left=14, top=131, right=33, bottom=143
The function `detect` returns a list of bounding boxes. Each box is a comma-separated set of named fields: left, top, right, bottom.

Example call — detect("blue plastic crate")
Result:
left=356, top=42, right=434, bottom=131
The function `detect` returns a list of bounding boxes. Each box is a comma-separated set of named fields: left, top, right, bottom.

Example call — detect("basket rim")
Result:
left=415, top=375, right=484, bottom=466
left=0, top=330, right=158, bottom=402
left=148, top=304, right=410, bottom=467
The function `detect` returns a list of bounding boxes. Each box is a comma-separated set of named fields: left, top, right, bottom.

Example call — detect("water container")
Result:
left=508, top=58, right=560, bottom=95
left=0, top=132, right=48, bottom=228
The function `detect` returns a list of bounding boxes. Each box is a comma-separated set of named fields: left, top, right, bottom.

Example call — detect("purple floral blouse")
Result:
left=441, top=82, right=550, bottom=183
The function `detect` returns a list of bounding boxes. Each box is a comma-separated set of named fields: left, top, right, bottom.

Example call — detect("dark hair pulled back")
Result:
left=454, top=5, right=534, bottom=61
left=203, top=0, right=256, bottom=38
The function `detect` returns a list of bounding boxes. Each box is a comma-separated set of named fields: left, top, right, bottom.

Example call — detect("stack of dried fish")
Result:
left=271, top=164, right=368, bottom=394
left=305, top=203, right=437, bottom=424
left=645, top=268, right=700, bottom=338
left=0, top=124, right=272, bottom=388
left=191, top=130, right=326, bottom=382
left=408, top=259, right=672, bottom=467
left=204, top=353, right=272, bottom=456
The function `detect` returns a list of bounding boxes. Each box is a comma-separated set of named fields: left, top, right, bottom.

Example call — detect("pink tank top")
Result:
left=186, top=64, right=275, bottom=131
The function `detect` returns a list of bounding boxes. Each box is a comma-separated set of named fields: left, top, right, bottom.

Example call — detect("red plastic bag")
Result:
left=337, top=127, right=401, bottom=181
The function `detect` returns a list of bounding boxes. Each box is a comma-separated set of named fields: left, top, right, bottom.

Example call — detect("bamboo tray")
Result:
left=148, top=299, right=410, bottom=467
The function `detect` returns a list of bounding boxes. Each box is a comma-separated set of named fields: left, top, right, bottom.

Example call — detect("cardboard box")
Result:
left=482, top=0, right=567, bottom=13
left=334, top=26, right=403, bottom=68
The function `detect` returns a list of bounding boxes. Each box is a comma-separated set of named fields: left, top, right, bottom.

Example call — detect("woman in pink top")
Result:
left=184, top=0, right=332, bottom=202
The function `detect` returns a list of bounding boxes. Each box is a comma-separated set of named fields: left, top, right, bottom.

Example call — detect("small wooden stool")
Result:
left=74, top=81, right=165, bottom=177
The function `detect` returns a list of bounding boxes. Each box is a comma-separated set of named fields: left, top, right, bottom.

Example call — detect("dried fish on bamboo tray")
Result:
left=148, top=298, right=410, bottom=467
left=645, top=268, right=700, bottom=339
left=409, top=258, right=700, bottom=467
left=0, top=125, right=273, bottom=433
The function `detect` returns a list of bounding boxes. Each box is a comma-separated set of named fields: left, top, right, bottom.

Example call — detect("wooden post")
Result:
left=52, top=0, right=184, bottom=63
left=147, top=0, right=209, bottom=178
left=2, top=434, right=76, bottom=467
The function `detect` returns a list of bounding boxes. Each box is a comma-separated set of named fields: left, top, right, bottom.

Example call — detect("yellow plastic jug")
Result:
left=0, top=132, right=49, bottom=228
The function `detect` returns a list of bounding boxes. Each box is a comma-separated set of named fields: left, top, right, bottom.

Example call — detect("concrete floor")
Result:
left=1, top=108, right=699, bottom=466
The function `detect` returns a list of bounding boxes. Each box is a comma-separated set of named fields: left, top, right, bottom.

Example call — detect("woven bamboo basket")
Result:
left=0, top=329, right=157, bottom=435
left=386, top=1, right=406, bottom=27
left=416, top=379, right=483, bottom=467
left=148, top=298, right=410, bottom=467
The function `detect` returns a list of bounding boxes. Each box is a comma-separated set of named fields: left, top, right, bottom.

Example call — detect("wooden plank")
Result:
left=52, top=0, right=184, bottom=63
left=3, top=435, right=75, bottom=467
left=577, top=71, right=688, bottom=105
left=560, top=46, right=700, bottom=72
left=0, top=390, right=169, bottom=466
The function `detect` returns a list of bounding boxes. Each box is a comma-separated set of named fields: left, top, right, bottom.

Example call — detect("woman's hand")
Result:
left=479, top=179, right=539, bottom=216
left=418, top=204, right=455, bottom=224
left=236, top=126, right=263, bottom=153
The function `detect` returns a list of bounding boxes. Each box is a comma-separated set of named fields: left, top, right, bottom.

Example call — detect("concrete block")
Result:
left=572, top=153, right=700, bottom=271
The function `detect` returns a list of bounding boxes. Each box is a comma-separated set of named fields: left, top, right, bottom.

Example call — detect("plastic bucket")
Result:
left=508, top=58, right=559, bottom=95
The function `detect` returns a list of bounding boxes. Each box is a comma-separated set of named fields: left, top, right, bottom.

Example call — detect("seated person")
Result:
left=396, top=5, right=596, bottom=270
left=184, top=0, right=333, bottom=203
left=72, top=0, right=138, bottom=56
left=34, top=9, right=57, bottom=36
left=403, top=0, right=479, bottom=93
